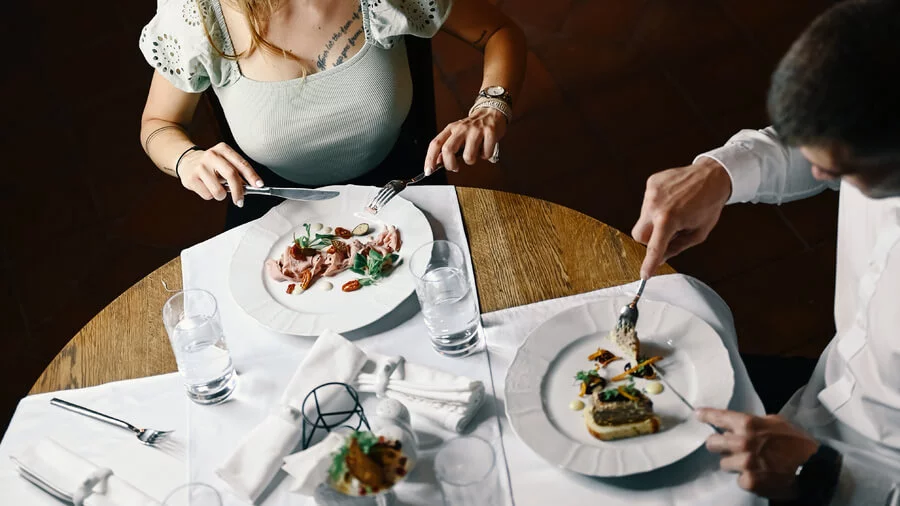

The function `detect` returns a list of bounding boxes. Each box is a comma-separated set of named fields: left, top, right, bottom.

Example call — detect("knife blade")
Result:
left=651, top=365, right=724, bottom=434
left=225, top=184, right=340, bottom=201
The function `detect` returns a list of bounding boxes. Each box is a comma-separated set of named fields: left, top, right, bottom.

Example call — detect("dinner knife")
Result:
left=224, top=183, right=340, bottom=201
left=651, top=365, right=724, bottom=434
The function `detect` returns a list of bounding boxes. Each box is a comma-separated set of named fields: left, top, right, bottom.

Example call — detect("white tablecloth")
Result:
left=1, top=186, right=765, bottom=506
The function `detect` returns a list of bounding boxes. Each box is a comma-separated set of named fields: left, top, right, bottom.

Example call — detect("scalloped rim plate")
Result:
left=505, top=296, right=734, bottom=476
left=229, top=185, right=433, bottom=336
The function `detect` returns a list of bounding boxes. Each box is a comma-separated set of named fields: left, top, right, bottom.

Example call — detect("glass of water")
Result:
left=162, top=289, right=236, bottom=405
left=435, top=436, right=502, bottom=506
left=163, top=483, right=222, bottom=506
left=409, top=240, right=481, bottom=356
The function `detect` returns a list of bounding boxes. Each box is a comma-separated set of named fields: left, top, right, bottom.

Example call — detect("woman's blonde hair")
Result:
left=201, top=0, right=305, bottom=66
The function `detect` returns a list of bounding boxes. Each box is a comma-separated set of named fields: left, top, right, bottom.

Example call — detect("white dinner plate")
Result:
left=229, top=185, right=433, bottom=336
left=505, top=296, right=734, bottom=476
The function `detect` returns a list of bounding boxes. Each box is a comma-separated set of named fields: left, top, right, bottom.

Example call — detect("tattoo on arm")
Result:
left=468, top=26, right=502, bottom=52
left=143, top=125, right=183, bottom=153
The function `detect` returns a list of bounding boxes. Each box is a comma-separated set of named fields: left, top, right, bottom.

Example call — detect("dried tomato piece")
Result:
left=298, top=269, right=312, bottom=291
left=334, top=227, right=352, bottom=239
left=342, top=280, right=362, bottom=292
left=331, top=239, right=349, bottom=254
left=286, top=283, right=296, bottom=294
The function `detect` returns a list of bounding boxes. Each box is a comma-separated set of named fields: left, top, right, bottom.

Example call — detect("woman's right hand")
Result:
left=177, top=142, right=264, bottom=207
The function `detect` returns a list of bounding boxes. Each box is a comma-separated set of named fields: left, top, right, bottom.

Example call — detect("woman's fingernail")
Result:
left=255, top=180, right=264, bottom=187
left=424, top=166, right=433, bottom=176
left=236, top=199, right=244, bottom=208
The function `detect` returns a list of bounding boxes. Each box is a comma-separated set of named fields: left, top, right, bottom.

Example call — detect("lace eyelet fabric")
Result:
left=150, top=34, right=193, bottom=78
left=405, top=0, right=437, bottom=31
left=182, top=0, right=211, bottom=27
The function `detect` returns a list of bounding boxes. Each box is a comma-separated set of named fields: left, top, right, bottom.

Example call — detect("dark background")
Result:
left=0, top=0, right=837, bottom=436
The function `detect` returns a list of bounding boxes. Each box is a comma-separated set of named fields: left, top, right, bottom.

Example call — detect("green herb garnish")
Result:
left=294, top=223, right=337, bottom=250
left=348, top=251, right=401, bottom=288
left=575, top=370, right=600, bottom=382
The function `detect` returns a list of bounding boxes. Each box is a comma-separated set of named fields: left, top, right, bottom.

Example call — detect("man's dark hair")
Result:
left=768, top=0, right=900, bottom=158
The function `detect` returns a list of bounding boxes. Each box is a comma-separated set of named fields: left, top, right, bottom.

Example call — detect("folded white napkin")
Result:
left=281, top=431, right=346, bottom=496
left=217, top=329, right=484, bottom=502
left=356, top=356, right=485, bottom=433
left=10, top=438, right=159, bottom=506
left=216, top=329, right=369, bottom=503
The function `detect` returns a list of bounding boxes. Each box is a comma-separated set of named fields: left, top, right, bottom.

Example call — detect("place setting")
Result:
left=0, top=182, right=764, bottom=506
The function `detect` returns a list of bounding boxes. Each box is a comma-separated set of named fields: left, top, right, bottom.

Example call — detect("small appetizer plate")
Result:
left=505, top=296, right=734, bottom=477
left=229, top=185, right=434, bottom=336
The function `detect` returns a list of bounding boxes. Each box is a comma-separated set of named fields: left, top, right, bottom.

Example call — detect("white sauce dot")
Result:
left=311, top=223, right=323, bottom=232
left=322, top=226, right=332, bottom=234
left=646, top=382, right=664, bottom=395
left=320, top=281, right=333, bottom=291
left=569, top=400, right=585, bottom=411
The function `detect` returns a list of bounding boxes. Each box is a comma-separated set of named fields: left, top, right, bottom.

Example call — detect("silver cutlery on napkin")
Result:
left=223, top=183, right=340, bottom=201
left=365, top=144, right=500, bottom=214
left=50, top=398, right=174, bottom=446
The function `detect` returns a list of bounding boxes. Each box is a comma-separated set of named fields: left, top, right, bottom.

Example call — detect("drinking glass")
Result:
left=434, top=436, right=501, bottom=506
left=409, top=240, right=481, bottom=356
left=162, top=289, right=236, bottom=405
left=163, top=483, right=222, bottom=506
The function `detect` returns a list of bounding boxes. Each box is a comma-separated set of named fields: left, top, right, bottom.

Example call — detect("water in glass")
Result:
left=171, top=315, right=235, bottom=404
left=163, top=289, right=236, bottom=405
left=418, top=266, right=480, bottom=356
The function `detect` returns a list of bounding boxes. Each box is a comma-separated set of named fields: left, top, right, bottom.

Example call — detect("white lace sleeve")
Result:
left=365, top=0, right=453, bottom=49
left=138, top=0, right=238, bottom=92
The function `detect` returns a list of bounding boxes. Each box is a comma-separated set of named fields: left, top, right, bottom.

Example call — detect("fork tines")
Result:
left=366, top=184, right=401, bottom=214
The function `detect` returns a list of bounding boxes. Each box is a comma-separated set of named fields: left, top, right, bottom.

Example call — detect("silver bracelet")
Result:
left=469, top=99, right=512, bottom=123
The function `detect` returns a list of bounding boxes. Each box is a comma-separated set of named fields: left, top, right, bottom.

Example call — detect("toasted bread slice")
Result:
left=584, top=407, right=661, bottom=441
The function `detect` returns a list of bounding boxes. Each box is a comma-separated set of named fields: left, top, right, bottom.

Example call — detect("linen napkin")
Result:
left=215, top=329, right=369, bottom=503
left=281, top=431, right=346, bottom=496
left=356, top=356, right=485, bottom=433
left=10, top=438, right=159, bottom=506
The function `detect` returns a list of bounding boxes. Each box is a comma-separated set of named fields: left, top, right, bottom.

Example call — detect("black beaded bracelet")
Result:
left=175, top=145, right=202, bottom=180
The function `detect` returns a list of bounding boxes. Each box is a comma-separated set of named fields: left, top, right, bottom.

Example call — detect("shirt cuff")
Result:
left=693, top=144, right=762, bottom=205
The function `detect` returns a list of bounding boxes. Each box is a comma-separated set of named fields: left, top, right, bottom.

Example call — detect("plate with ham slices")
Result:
left=229, top=185, right=433, bottom=335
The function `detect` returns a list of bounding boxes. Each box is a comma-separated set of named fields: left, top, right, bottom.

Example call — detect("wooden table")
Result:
left=31, top=188, right=673, bottom=394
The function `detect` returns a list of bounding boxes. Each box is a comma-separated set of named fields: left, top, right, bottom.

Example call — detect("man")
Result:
left=632, top=0, right=900, bottom=504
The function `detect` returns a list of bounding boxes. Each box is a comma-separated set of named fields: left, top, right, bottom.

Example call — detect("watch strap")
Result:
left=796, top=444, right=843, bottom=506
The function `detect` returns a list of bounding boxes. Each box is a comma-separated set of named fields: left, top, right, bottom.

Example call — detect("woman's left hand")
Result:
left=425, top=108, right=507, bottom=174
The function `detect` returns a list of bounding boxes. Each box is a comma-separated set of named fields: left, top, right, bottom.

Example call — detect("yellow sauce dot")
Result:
left=569, top=400, right=585, bottom=411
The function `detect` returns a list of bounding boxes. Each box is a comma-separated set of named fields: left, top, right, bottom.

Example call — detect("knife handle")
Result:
left=241, top=186, right=273, bottom=196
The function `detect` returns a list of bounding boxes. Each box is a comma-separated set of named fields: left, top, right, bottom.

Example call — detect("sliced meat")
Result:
left=265, top=259, right=294, bottom=282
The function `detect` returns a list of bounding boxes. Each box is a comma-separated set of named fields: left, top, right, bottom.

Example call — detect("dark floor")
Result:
left=0, top=0, right=837, bottom=434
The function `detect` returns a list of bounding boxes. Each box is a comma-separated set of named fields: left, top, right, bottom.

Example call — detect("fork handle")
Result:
left=50, top=398, right=137, bottom=433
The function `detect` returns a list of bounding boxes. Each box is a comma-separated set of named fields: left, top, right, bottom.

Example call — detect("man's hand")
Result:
left=632, top=157, right=733, bottom=279
left=698, top=408, right=820, bottom=500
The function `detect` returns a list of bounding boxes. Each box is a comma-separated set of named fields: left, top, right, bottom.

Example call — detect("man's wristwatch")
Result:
left=478, top=86, right=512, bottom=106
left=795, top=444, right=843, bottom=505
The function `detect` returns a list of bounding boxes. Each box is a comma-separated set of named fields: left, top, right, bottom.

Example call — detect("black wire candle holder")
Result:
left=301, top=382, right=370, bottom=450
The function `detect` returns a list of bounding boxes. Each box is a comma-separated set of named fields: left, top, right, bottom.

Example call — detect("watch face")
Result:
left=486, top=86, right=506, bottom=97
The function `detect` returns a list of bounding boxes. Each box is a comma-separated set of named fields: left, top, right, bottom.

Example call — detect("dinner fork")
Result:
left=366, top=144, right=500, bottom=214
left=616, top=278, right=647, bottom=331
left=50, top=398, right=174, bottom=446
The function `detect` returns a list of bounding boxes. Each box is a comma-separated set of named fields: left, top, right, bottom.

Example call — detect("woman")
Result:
left=138, top=0, right=525, bottom=225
